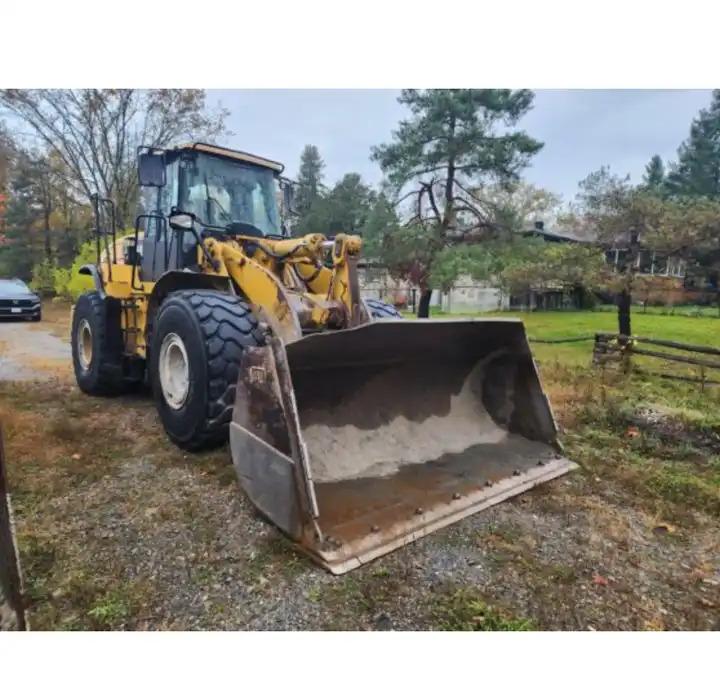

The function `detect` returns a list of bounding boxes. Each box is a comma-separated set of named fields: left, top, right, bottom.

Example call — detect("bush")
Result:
left=53, top=239, right=96, bottom=301
left=30, top=258, right=57, bottom=297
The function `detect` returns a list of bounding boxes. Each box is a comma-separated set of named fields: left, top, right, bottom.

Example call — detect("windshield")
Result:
left=178, top=153, right=282, bottom=236
left=0, top=279, right=30, bottom=294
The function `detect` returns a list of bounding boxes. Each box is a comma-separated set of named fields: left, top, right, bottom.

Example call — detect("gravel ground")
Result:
left=0, top=318, right=70, bottom=381
left=1, top=320, right=718, bottom=630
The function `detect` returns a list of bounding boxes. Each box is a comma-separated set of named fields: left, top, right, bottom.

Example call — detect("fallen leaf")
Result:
left=592, top=573, right=609, bottom=586
left=71, top=453, right=81, bottom=460
left=626, top=426, right=640, bottom=438
left=652, top=522, right=676, bottom=536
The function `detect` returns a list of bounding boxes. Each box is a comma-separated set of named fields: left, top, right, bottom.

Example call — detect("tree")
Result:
left=428, top=237, right=604, bottom=305
left=361, top=191, right=399, bottom=259
left=666, top=90, right=720, bottom=198
left=1, top=161, right=42, bottom=278
left=371, top=89, right=543, bottom=317
left=575, top=166, right=720, bottom=335
left=297, top=172, right=374, bottom=236
left=575, top=167, right=651, bottom=337
left=471, top=181, right=561, bottom=230
left=0, top=142, right=93, bottom=281
left=0, top=89, right=228, bottom=224
left=642, top=154, right=665, bottom=193
left=295, top=144, right=325, bottom=217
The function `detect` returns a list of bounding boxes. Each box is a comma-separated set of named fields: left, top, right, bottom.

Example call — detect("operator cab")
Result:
left=136, top=143, right=290, bottom=281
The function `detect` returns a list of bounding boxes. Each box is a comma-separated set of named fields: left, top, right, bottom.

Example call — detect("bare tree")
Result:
left=0, top=89, right=228, bottom=224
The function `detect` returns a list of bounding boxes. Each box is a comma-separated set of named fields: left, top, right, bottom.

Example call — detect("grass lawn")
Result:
left=406, top=308, right=720, bottom=368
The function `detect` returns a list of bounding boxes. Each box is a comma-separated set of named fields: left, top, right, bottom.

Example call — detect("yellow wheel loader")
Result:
left=71, top=142, right=575, bottom=574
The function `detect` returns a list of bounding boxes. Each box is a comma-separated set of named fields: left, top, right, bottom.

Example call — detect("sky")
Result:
left=208, top=89, right=712, bottom=203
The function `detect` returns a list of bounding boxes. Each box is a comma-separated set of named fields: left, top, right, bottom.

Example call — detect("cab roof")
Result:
left=174, top=142, right=284, bottom=174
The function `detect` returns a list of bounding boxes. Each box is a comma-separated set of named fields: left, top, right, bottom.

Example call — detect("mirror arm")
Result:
left=196, top=232, right=220, bottom=272
left=169, top=209, right=220, bottom=272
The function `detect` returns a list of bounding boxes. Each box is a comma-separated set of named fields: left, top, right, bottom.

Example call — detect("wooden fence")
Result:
left=592, top=333, right=720, bottom=387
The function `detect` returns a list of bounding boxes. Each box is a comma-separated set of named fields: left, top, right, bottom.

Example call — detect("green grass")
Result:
left=404, top=308, right=720, bottom=368
left=432, top=589, right=534, bottom=631
left=595, top=304, right=720, bottom=318
left=87, top=591, right=131, bottom=627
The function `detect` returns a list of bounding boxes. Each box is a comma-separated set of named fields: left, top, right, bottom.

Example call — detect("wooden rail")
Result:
left=592, top=332, right=720, bottom=387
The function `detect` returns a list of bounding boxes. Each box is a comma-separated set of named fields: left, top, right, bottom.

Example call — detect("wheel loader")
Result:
left=71, top=142, right=575, bottom=573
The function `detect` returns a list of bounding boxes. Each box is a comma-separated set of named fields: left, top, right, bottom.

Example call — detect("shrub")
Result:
left=31, top=258, right=57, bottom=297
left=53, top=239, right=96, bottom=301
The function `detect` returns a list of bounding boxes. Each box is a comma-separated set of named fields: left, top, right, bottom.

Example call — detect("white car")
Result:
left=0, top=279, right=42, bottom=321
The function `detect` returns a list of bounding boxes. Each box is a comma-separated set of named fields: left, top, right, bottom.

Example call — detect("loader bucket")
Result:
left=230, top=319, right=576, bottom=574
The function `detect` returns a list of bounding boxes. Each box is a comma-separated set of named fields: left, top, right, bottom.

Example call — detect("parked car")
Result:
left=0, top=279, right=42, bottom=321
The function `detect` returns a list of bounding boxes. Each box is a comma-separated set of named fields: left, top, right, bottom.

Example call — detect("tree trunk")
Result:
left=43, top=208, right=52, bottom=260
left=417, top=288, right=432, bottom=318
left=617, top=286, right=632, bottom=338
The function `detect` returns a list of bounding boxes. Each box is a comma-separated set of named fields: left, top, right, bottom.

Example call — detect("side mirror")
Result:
left=168, top=213, right=194, bottom=231
left=138, top=153, right=166, bottom=187
left=281, top=179, right=295, bottom=213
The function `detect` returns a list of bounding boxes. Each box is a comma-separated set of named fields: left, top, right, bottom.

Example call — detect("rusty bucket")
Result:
left=230, top=319, right=575, bottom=574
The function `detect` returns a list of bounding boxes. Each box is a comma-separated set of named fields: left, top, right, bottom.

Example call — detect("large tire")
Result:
left=150, top=290, right=265, bottom=452
left=365, top=298, right=403, bottom=319
left=71, top=292, right=125, bottom=395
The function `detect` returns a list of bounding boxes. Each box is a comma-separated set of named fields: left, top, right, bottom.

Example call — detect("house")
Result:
left=358, top=221, right=588, bottom=313
left=605, top=246, right=716, bottom=305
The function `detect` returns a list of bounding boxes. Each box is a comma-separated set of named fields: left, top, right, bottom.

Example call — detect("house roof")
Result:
left=519, top=225, right=590, bottom=243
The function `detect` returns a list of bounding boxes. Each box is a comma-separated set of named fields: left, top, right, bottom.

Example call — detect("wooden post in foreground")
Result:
left=0, top=424, right=27, bottom=630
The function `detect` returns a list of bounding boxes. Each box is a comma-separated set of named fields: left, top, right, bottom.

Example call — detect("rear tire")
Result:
left=365, top=298, right=403, bottom=319
left=71, top=292, right=125, bottom=395
left=150, top=290, right=265, bottom=452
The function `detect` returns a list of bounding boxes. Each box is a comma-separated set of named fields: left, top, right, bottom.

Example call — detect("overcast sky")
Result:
left=208, top=89, right=712, bottom=203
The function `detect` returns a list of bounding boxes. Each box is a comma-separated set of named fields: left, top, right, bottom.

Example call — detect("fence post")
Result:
left=0, top=424, right=27, bottom=630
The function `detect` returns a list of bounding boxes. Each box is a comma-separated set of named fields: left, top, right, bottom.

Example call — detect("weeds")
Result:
left=433, top=589, right=534, bottom=631
left=87, top=591, right=131, bottom=628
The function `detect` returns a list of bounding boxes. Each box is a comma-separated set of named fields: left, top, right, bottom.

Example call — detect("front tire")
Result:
left=71, top=292, right=125, bottom=394
left=150, top=290, right=265, bottom=451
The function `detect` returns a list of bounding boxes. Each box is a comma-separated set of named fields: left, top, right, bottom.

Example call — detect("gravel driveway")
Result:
left=0, top=319, right=71, bottom=381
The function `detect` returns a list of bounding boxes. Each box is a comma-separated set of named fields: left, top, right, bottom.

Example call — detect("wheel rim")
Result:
left=77, top=319, right=93, bottom=371
left=159, top=332, right=190, bottom=410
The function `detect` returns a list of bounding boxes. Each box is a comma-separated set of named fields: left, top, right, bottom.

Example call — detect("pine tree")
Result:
left=371, top=89, right=542, bottom=317
left=295, top=144, right=325, bottom=216
left=642, top=154, right=665, bottom=192
left=296, top=173, right=375, bottom=237
left=666, top=90, right=720, bottom=198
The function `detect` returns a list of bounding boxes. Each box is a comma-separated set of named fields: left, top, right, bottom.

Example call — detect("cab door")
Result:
left=140, top=160, right=178, bottom=282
